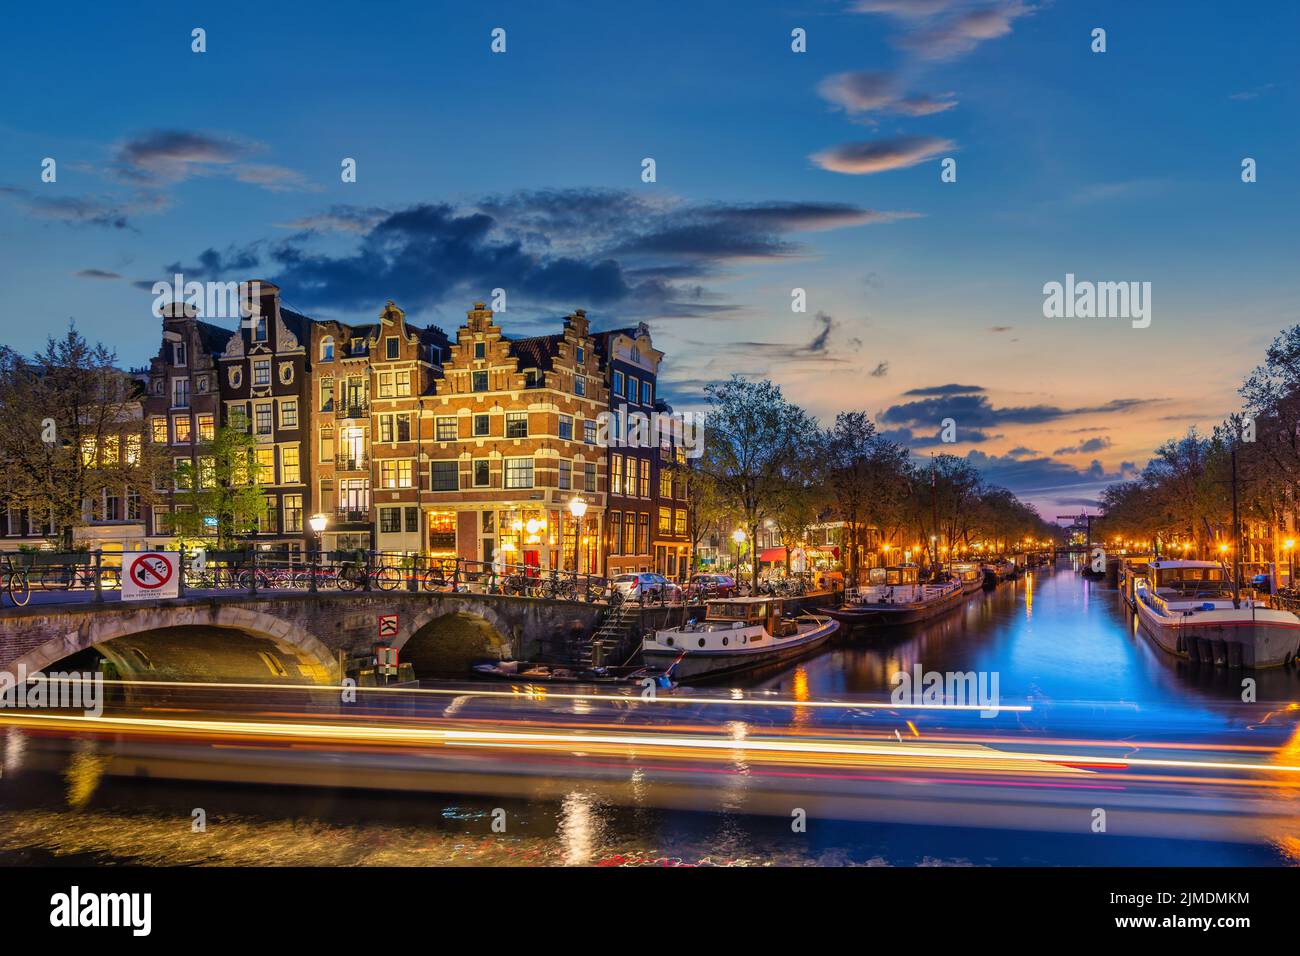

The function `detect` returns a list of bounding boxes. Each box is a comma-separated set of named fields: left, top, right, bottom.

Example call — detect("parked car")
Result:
left=1250, top=572, right=1272, bottom=592
left=688, top=573, right=736, bottom=599
left=610, top=572, right=682, bottom=602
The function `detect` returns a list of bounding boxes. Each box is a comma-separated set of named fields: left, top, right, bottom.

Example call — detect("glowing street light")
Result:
left=308, top=513, right=329, bottom=594
left=568, top=496, right=588, bottom=573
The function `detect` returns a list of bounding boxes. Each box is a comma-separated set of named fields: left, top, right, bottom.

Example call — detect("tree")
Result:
left=0, top=328, right=168, bottom=549
left=822, top=412, right=910, bottom=584
left=167, top=426, right=268, bottom=549
left=699, top=376, right=818, bottom=592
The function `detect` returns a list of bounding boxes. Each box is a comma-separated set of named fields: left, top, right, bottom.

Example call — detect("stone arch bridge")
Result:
left=0, top=591, right=608, bottom=684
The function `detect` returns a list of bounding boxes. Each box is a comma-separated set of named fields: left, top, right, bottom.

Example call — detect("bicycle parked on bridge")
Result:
left=1, top=555, right=31, bottom=607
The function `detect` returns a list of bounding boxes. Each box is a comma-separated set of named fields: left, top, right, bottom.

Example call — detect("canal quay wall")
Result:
left=0, top=591, right=606, bottom=683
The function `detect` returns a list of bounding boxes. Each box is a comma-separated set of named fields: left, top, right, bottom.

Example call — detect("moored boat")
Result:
left=1131, top=559, right=1300, bottom=668
left=640, top=596, right=838, bottom=680
left=825, top=564, right=966, bottom=627
left=950, top=563, right=985, bottom=593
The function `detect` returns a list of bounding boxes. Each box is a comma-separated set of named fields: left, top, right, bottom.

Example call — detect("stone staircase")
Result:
left=574, top=603, right=639, bottom=667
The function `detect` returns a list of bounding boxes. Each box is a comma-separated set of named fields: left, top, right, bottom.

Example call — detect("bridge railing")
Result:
left=0, top=548, right=701, bottom=608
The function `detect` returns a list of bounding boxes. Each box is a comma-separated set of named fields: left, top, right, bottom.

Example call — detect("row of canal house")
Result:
left=138, top=284, right=691, bottom=577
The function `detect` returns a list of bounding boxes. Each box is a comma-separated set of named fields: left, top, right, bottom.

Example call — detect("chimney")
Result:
left=242, top=279, right=281, bottom=324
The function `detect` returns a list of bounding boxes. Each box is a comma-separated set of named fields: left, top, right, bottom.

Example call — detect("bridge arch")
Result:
left=397, top=605, right=513, bottom=678
left=7, top=604, right=337, bottom=683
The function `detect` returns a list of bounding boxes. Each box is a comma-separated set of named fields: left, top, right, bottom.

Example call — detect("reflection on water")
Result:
left=753, top=565, right=1300, bottom=711
left=1, top=563, right=1298, bottom=867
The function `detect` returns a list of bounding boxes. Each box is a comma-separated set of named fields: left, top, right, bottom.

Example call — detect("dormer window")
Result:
left=576, top=346, right=585, bottom=366
left=386, top=336, right=400, bottom=360
left=172, top=342, right=187, bottom=367
left=350, top=337, right=366, bottom=355
left=631, top=346, right=641, bottom=363
left=252, top=316, right=268, bottom=342
left=320, top=336, right=334, bottom=361
left=474, top=342, right=486, bottom=360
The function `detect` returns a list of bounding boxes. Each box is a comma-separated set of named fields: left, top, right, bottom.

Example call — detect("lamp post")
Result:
left=308, top=513, right=328, bottom=594
left=732, top=528, right=746, bottom=579
left=1286, top=539, right=1295, bottom=589
left=568, top=496, right=588, bottom=575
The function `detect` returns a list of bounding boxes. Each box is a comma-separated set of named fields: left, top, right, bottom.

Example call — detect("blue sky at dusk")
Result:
left=1, top=0, right=1296, bottom=518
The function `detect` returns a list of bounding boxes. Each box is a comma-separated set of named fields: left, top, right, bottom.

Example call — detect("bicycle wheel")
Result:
left=373, top=566, right=401, bottom=591
left=8, top=571, right=31, bottom=607
left=422, top=569, right=446, bottom=592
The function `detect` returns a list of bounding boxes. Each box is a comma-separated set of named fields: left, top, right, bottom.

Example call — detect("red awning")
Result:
left=759, top=547, right=787, bottom=563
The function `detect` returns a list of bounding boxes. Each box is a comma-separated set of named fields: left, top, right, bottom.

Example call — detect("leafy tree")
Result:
left=699, top=376, right=818, bottom=592
left=167, top=426, right=268, bottom=549
left=0, top=328, right=169, bottom=549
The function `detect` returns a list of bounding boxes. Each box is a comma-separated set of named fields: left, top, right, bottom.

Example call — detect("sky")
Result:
left=1, top=0, right=1297, bottom=521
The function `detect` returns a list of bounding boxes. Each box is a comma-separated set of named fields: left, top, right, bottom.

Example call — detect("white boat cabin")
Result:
left=1136, top=559, right=1254, bottom=611
left=648, top=597, right=802, bottom=653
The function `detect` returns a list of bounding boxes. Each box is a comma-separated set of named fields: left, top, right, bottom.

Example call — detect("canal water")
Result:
left=2, top=562, right=1297, bottom=866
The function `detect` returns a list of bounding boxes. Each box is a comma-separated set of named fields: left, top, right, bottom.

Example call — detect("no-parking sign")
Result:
left=122, top=551, right=180, bottom=600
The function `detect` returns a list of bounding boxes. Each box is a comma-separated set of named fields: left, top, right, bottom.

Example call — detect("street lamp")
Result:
left=732, top=528, right=746, bottom=577
left=568, top=496, right=588, bottom=574
left=1285, top=538, right=1295, bottom=588
left=308, top=513, right=328, bottom=594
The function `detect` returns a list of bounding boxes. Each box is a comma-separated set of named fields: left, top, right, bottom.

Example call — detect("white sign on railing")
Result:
left=122, top=551, right=181, bottom=601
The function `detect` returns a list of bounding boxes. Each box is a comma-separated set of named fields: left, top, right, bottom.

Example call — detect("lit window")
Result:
left=173, top=415, right=192, bottom=444
left=281, top=445, right=301, bottom=483
left=197, top=413, right=215, bottom=442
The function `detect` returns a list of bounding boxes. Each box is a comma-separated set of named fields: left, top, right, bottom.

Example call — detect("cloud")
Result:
left=704, top=311, right=860, bottom=367
left=278, top=205, right=393, bottom=234
left=74, top=268, right=123, bottom=280
left=880, top=391, right=1148, bottom=430
left=902, top=383, right=985, bottom=397
left=1229, top=83, right=1276, bottom=101
left=882, top=425, right=1001, bottom=447
left=988, top=325, right=1013, bottom=333
left=1053, top=436, right=1113, bottom=455
left=811, top=135, right=953, bottom=175
left=817, top=71, right=957, bottom=120
left=870, top=361, right=889, bottom=378
left=852, top=1, right=1034, bottom=61
left=0, top=186, right=155, bottom=229
left=111, top=130, right=308, bottom=191
left=161, top=190, right=915, bottom=319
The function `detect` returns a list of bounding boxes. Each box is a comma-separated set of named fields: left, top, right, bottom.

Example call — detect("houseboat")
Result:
left=1130, top=559, right=1300, bottom=668
left=950, top=563, right=985, bottom=593
left=825, top=564, right=966, bottom=627
left=640, top=596, right=838, bottom=681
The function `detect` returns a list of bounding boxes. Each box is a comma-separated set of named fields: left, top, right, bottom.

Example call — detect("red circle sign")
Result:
left=130, top=554, right=173, bottom=590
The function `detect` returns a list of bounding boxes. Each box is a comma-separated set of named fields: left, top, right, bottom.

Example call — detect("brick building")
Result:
left=141, top=300, right=232, bottom=548
left=215, top=282, right=313, bottom=556
left=422, top=303, right=607, bottom=574
left=593, top=324, right=689, bottom=579
left=308, top=301, right=451, bottom=556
